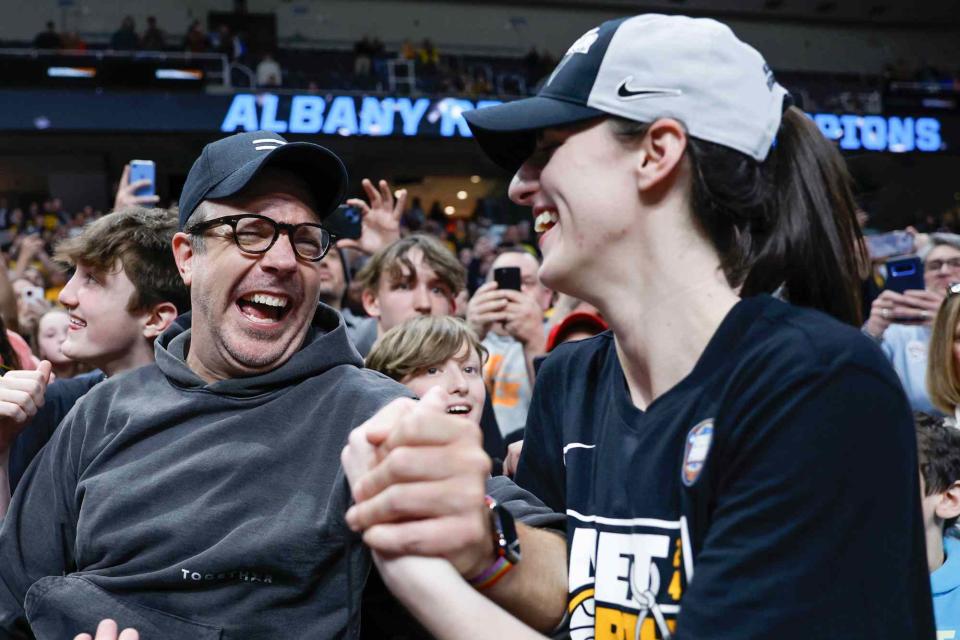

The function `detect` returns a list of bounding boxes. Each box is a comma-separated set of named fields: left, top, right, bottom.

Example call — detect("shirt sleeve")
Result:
left=676, top=362, right=935, bottom=639
left=0, top=406, right=83, bottom=637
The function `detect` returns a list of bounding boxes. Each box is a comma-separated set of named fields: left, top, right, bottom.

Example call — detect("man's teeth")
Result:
left=534, top=210, right=559, bottom=233
left=446, top=405, right=471, bottom=415
left=245, top=293, right=288, bottom=308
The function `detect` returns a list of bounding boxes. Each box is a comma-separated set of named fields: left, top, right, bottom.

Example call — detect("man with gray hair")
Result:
left=864, top=232, right=960, bottom=412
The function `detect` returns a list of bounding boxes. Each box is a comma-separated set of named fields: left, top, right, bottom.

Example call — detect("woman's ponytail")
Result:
left=740, top=106, right=864, bottom=326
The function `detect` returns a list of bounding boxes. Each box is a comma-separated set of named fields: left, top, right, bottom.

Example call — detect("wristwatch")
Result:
left=467, top=495, right=522, bottom=590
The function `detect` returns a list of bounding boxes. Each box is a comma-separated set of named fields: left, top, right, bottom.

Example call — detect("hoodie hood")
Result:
left=155, top=303, right=363, bottom=398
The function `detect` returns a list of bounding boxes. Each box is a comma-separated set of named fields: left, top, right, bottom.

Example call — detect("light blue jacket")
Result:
left=933, top=534, right=960, bottom=637
left=878, top=323, right=937, bottom=413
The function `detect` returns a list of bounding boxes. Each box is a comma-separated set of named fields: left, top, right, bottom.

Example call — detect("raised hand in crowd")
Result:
left=13, top=234, right=57, bottom=280
left=864, top=289, right=944, bottom=339
left=467, top=280, right=546, bottom=386
left=340, top=178, right=407, bottom=255
left=73, top=619, right=139, bottom=640
left=466, top=281, right=507, bottom=340
left=113, top=163, right=160, bottom=211
left=500, top=289, right=547, bottom=354
left=0, top=360, right=52, bottom=517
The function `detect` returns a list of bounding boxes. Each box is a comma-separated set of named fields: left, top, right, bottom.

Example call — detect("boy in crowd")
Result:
left=916, top=412, right=960, bottom=637
left=0, top=206, right=188, bottom=513
left=355, top=234, right=466, bottom=354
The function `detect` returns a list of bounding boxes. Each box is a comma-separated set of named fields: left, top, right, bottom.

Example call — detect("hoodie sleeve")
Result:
left=0, top=404, right=83, bottom=638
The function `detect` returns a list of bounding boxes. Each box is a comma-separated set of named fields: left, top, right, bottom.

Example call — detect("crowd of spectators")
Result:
left=1, top=11, right=959, bottom=640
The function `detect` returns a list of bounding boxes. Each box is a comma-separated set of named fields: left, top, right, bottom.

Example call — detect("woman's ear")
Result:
left=634, top=118, right=688, bottom=195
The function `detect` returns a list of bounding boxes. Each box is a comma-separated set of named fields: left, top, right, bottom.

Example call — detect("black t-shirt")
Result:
left=516, top=295, right=934, bottom=639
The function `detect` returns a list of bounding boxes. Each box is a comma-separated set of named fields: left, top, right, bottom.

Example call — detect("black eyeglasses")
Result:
left=186, top=214, right=334, bottom=262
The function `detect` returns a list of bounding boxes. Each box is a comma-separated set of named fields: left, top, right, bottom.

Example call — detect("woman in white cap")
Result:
left=343, top=14, right=935, bottom=640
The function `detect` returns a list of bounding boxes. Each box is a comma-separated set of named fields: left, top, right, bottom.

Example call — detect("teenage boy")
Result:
left=0, top=206, right=188, bottom=513
left=916, top=412, right=960, bottom=637
left=355, top=234, right=466, bottom=354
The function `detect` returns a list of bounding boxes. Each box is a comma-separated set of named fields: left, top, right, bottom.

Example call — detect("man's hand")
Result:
left=73, top=619, right=139, bottom=640
left=466, top=281, right=508, bottom=340
left=864, top=289, right=944, bottom=338
left=113, top=163, right=160, bottom=211
left=17, top=235, right=45, bottom=263
left=344, top=387, right=494, bottom=577
left=0, top=361, right=52, bottom=451
left=501, top=290, right=546, bottom=354
left=503, top=441, right=523, bottom=477
left=339, top=178, right=406, bottom=255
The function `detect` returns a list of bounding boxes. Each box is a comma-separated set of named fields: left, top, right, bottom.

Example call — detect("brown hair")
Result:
left=927, top=293, right=960, bottom=414
left=366, top=315, right=486, bottom=382
left=355, top=234, right=466, bottom=297
left=915, top=412, right=960, bottom=529
left=611, top=106, right=865, bottom=326
left=55, top=207, right=189, bottom=314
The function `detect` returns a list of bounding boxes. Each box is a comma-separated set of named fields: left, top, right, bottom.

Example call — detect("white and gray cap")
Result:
left=464, top=14, right=790, bottom=173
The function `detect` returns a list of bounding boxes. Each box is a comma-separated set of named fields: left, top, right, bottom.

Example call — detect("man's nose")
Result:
left=412, top=284, right=432, bottom=311
left=259, top=232, right=299, bottom=273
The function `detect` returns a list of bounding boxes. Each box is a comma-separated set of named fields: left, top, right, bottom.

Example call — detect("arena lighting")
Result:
left=809, top=113, right=943, bottom=153
left=47, top=67, right=96, bottom=78
left=444, top=206, right=456, bottom=215
left=221, top=94, right=501, bottom=138
left=470, top=175, right=481, bottom=183
left=219, top=93, right=947, bottom=154
left=155, top=69, right=203, bottom=81
left=457, top=190, right=468, bottom=200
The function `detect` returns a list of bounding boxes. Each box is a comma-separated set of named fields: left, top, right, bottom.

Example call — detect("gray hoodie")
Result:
left=0, top=305, right=409, bottom=639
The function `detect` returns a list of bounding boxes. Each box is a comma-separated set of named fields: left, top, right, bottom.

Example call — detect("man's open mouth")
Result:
left=236, top=292, right=292, bottom=323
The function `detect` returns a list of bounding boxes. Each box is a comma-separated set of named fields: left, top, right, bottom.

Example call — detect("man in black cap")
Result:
left=0, top=131, right=409, bottom=639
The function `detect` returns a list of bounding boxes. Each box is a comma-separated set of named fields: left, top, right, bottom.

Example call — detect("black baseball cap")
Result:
left=177, top=130, right=348, bottom=229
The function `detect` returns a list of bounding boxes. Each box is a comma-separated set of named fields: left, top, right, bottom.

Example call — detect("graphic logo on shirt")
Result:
left=681, top=419, right=714, bottom=487
left=567, top=512, right=693, bottom=640
left=907, top=340, right=927, bottom=362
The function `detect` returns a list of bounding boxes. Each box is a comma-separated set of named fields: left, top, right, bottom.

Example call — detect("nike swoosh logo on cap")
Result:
left=616, top=79, right=682, bottom=100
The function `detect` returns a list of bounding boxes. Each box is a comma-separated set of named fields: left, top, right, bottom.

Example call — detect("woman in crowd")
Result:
left=864, top=233, right=960, bottom=413
left=344, top=13, right=934, bottom=639
left=927, top=284, right=960, bottom=422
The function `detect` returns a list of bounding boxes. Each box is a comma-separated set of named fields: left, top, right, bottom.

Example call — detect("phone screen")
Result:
left=494, top=267, right=522, bottom=291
